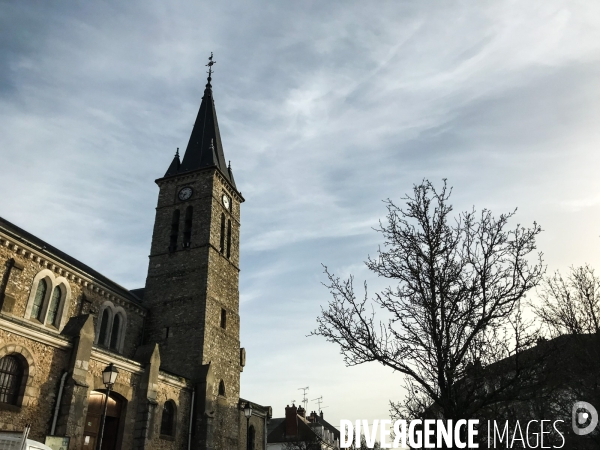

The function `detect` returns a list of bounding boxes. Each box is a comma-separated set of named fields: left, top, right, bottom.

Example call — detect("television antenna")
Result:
left=312, top=396, right=325, bottom=412
left=298, top=386, right=309, bottom=410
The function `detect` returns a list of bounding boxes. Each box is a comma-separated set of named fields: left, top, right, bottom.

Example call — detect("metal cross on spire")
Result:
left=206, top=52, right=216, bottom=78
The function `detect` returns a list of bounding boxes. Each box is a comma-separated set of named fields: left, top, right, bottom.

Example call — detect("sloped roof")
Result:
left=0, top=216, right=144, bottom=307
left=267, top=412, right=340, bottom=444
left=163, top=76, right=237, bottom=190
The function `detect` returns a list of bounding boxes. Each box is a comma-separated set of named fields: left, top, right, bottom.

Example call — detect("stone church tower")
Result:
left=142, top=65, right=245, bottom=448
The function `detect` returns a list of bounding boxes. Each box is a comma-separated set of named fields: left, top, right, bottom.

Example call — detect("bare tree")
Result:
left=532, top=265, right=600, bottom=449
left=535, top=264, right=600, bottom=336
left=357, top=434, right=381, bottom=450
left=313, top=180, right=545, bottom=421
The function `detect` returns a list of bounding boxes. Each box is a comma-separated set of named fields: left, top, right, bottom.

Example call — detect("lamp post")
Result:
left=96, top=363, right=119, bottom=450
left=243, top=401, right=253, bottom=450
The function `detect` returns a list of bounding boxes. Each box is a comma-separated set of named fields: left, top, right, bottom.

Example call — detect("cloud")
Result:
left=2, top=0, right=600, bottom=425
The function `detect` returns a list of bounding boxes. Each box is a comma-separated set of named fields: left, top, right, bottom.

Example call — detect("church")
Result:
left=0, top=58, right=271, bottom=449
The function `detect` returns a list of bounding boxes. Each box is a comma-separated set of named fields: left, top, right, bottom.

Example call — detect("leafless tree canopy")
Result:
left=532, top=266, right=600, bottom=448
left=313, top=180, right=545, bottom=420
left=535, top=264, right=600, bottom=336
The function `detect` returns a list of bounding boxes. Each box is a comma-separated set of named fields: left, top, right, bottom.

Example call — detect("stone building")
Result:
left=0, top=67, right=270, bottom=449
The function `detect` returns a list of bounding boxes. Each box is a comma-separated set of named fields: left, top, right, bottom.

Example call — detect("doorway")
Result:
left=83, top=390, right=125, bottom=450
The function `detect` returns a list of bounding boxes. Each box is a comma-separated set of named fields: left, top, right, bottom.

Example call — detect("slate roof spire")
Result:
left=170, top=53, right=236, bottom=188
left=164, top=148, right=180, bottom=177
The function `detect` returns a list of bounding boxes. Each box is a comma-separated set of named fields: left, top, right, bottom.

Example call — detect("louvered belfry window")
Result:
left=0, top=355, right=23, bottom=405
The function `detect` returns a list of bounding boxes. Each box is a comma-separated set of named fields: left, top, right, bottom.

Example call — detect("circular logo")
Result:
left=572, top=401, right=598, bottom=435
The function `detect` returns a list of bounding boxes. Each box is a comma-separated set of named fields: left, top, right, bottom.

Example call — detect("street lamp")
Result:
left=96, top=363, right=119, bottom=450
left=243, top=402, right=252, bottom=450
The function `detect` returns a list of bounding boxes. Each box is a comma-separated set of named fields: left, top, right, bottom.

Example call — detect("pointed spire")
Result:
left=173, top=53, right=236, bottom=189
left=164, top=148, right=181, bottom=177
left=227, top=160, right=236, bottom=187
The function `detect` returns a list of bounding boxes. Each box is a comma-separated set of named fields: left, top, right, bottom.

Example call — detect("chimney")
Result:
left=297, top=406, right=306, bottom=418
left=320, top=410, right=324, bottom=420
left=285, top=404, right=298, bottom=437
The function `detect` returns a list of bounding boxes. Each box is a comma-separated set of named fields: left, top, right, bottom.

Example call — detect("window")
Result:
left=226, top=219, right=232, bottom=258
left=96, top=303, right=127, bottom=353
left=218, top=380, right=225, bottom=396
left=183, top=206, right=193, bottom=248
left=110, top=314, right=121, bottom=350
left=170, top=209, right=180, bottom=252
left=46, top=285, right=62, bottom=327
left=220, top=308, right=226, bottom=329
left=30, top=279, right=47, bottom=321
left=98, top=309, right=110, bottom=346
left=160, top=400, right=176, bottom=436
left=0, top=355, right=23, bottom=405
left=219, top=213, right=225, bottom=253
left=247, top=425, right=255, bottom=450
left=26, top=271, right=71, bottom=331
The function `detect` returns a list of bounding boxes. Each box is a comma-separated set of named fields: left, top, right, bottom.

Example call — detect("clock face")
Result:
left=178, top=187, right=193, bottom=201
left=222, top=194, right=231, bottom=210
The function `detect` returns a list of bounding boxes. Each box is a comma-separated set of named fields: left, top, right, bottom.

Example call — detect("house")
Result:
left=267, top=404, right=340, bottom=449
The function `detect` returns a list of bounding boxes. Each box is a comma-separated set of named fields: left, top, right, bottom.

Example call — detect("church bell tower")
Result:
left=143, top=54, right=244, bottom=449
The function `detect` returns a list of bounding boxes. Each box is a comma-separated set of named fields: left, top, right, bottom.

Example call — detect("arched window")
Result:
left=218, top=380, right=225, bottom=396
left=183, top=206, right=193, bottom=248
left=96, top=303, right=127, bottom=353
left=27, top=271, right=71, bottom=331
left=98, top=309, right=110, bottom=346
left=110, top=314, right=121, bottom=350
left=226, top=219, right=232, bottom=258
left=160, top=400, right=176, bottom=436
left=0, top=355, right=23, bottom=405
left=170, top=209, right=180, bottom=252
left=247, top=425, right=255, bottom=450
left=31, top=279, right=47, bottom=321
left=46, top=285, right=62, bottom=327
left=220, top=213, right=225, bottom=253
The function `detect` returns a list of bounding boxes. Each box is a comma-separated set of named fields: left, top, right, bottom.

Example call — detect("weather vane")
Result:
left=206, top=52, right=216, bottom=78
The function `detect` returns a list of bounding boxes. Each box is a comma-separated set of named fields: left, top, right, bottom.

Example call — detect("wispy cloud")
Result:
left=2, top=0, right=600, bottom=425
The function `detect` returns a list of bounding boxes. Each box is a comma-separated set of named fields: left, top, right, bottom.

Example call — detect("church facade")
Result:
left=0, top=68, right=270, bottom=449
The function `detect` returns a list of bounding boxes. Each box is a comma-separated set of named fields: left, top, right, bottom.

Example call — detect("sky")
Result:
left=2, top=0, right=600, bottom=428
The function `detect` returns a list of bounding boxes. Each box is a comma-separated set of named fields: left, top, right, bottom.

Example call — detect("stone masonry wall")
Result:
left=0, top=235, right=146, bottom=361
left=0, top=330, right=70, bottom=442
left=143, top=167, right=244, bottom=449
left=146, top=375, right=192, bottom=450
left=87, top=357, right=143, bottom=450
